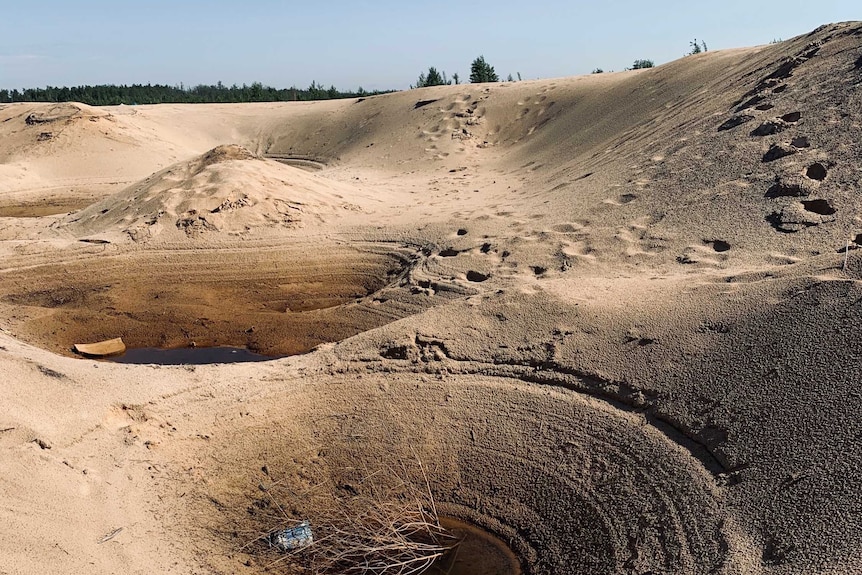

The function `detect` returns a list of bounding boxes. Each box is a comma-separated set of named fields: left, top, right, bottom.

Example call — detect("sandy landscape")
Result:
left=1, top=22, right=861, bottom=575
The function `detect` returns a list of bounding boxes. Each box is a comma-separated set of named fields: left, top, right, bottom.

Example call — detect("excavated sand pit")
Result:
left=170, top=375, right=741, bottom=575
left=3, top=23, right=862, bottom=575
left=0, top=244, right=413, bottom=357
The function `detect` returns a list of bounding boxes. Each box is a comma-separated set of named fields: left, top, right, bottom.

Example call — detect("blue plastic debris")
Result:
left=270, top=520, right=314, bottom=552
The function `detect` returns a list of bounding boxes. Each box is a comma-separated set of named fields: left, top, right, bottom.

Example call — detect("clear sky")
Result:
left=0, top=0, right=858, bottom=91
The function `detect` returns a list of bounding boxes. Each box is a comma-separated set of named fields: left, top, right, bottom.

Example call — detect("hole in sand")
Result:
left=193, top=377, right=733, bottom=574
left=781, top=111, right=802, bottom=123
left=456, top=228, right=468, bottom=236
left=707, top=240, right=731, bottom=252
left=805, top=162, right=827, bottom=181
left=466, top=271, right=490, bottom=282
left=0, top=246, right=412, bottom=357
left=414, top=99, right=439, bottom=110
left=791, top=136, right=810, bottom=148
left=801, top=199, right=836, bottom=215
left=439, top=248, right=460, bottom=257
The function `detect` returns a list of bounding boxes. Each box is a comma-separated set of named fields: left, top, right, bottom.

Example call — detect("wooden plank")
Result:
left=73, top=337, right=126, bottom=357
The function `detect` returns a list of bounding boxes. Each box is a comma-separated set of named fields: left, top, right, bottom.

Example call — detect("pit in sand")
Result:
left=0, top=243, right=414, bottom=357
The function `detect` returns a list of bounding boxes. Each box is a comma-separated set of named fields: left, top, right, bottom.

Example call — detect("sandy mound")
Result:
left=59, top=144, right=366, bottom=242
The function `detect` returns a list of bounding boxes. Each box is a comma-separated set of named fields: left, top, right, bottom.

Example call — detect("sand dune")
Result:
left=60, top=144, right=368, bottom=243
left=1, top=21, right=862, bottom=575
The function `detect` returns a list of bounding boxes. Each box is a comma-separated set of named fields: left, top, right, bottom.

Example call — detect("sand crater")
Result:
left=0, top=243, right=414, bottom=357
left=185, top=376, right=736, bottom=575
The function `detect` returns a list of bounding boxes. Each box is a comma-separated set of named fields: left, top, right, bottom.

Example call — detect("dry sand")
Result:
left=1, top=22, right=861, bottom=575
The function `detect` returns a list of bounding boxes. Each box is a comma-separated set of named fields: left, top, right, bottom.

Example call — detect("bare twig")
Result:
left=98, top=527, right=123, bottom=544
left=255, top=454, right=456, bottom=575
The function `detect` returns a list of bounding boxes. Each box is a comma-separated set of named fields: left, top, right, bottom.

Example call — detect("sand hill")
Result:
left=59, top=144, right=367, bottom=243
left=1, top=21, right=861, bottom=575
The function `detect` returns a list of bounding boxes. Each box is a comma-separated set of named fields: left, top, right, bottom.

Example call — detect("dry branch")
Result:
left=252, top=455, right=456, bottom=575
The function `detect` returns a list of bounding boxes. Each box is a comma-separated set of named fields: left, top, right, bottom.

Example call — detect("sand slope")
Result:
left=1, top=21, right=862, bottom=575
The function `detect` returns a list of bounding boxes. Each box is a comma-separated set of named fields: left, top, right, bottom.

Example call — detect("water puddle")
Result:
left=107, top=346, right=277, bottom=365
left=429, top=517, right=521, bottom=575
left=0, top=199, right=94, bottom=217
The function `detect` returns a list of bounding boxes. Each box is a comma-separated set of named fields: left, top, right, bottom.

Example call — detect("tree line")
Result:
left=413, top=55, right=513, bottom=88
left=0, top=81, right=393, bottom=106
left=4, top=42, right=705, bottom=105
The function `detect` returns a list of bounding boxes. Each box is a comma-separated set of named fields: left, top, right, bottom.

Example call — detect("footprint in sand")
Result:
left=801, top=198, right=836, bottom=215
left=791, top=136, right=810, bottom=148
left=603, top=193, right=638, bottom=206
left=767, top=253, right=802, bottom=265
left=752, top=111, right=802, bottom=136
left=677, top=242, right=728, bottom=266
left=465, top=270, right=490, bottom=282
left=805, top=162, right=827, bottom=181
left=616, top=219, right=666, bottom=257
left=551, top=221, right=589, bottom=234
left=706, top=239, right=731, bottom=252
left=560, top=240, right=596, bottom=261
left=762, top=143, right=797, bottom=162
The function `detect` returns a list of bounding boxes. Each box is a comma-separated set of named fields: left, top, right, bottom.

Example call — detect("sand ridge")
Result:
left=1, top=21, right=862, bottom=575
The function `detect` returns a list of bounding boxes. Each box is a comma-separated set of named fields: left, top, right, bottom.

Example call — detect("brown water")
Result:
left=0, top=199, right=92, bottom=217
left=107, top=346, right=276, bottom=365
left=429, top=518, right=521, bottom=575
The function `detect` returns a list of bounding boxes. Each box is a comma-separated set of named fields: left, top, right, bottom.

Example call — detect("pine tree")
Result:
left=412, top=66, right=449, bottom=88
left=426, top=67, right=444, bottom=86
left=688, top=39, right=708, bottom=55
left=469, top=56, right=499, bottom=83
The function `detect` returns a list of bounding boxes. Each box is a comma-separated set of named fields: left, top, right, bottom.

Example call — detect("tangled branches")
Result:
left=251, top=455, right=456, bottom=575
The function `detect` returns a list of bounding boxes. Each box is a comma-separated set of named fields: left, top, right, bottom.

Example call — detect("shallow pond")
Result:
left=429, top=517, right=521, bottom=575
left=108, top=346, right=275, bottom=365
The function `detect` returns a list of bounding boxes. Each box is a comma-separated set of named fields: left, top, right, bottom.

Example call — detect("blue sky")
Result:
left=0, top=1, right=858, bottom=90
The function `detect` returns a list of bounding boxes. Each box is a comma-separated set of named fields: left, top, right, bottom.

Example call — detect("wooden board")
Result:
left=73, top=337, right=126, bottom=357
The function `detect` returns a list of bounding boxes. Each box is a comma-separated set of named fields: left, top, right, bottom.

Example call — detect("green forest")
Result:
left=0, top=81, right=392, bottom=106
